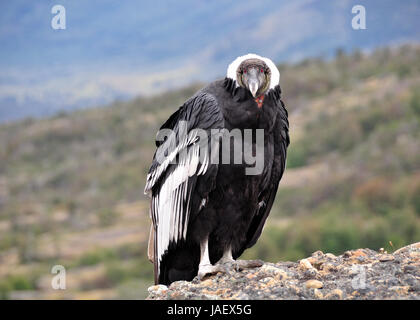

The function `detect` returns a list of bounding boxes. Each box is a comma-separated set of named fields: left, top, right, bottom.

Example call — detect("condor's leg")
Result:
left=197, top=236, right=225, bottom=279
left=214, top=245, right=234, bottom=264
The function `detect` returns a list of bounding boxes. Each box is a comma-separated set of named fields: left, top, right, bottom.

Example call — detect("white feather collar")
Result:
left=226, top=53, right=280, bottom=90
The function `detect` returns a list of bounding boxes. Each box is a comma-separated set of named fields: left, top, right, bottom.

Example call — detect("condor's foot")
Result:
left=197, top=260, right=263, bottom=280
left=197, top=263, right=228, bottom=280
left=214, top=258, right=264, bottom=272
left=227, top=259, right=264, bottom=271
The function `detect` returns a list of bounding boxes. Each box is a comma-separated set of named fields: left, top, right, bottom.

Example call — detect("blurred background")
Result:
left=0, top=0, right=419, bottom=299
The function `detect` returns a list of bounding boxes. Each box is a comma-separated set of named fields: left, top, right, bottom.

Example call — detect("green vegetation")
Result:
left=0, top=44, right=419, bottom=299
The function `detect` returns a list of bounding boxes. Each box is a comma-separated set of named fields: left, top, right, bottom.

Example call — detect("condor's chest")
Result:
left=220, top=96, right=277, bottom=131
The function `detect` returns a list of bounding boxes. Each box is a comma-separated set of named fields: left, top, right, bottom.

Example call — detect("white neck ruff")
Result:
left=226, top=53, right=280, bottom=90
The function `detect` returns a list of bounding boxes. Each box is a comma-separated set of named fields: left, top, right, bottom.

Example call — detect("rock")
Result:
left=378, top=254, right=395, bottom=262
left=245, top=273, right=257, bottom=280
left=344, top=249, right=367, bottom=258
left=308, top=251, right=324, bottom=264
left=325, top=253, right=337, bottom=259
left=409, top=251, right=420, bottom=259
left=299, top=258, right=317, bottom=271
left=313, top=288, right=323, bottom=299
left=260, top=264, right=288, bottom=280
left=305, top=280, right=323, bottom=289
left=320, top=262, right=337, bottom=273
left=389, top=286, right=410, bottom=295
left=147, top=243, right=420, bottom=300
left=303, top=268, right=318, bottom=278
left=393, top=242, right=420, bottom=255
left=324, top=289, right=343, bottom=300
left=403, top=265, right=417, bottom=273
left=200, top=279, right=214, bottom=287
left=147, top=284, right=168, bottom=298
left=312, top=250, right=324, bottom=257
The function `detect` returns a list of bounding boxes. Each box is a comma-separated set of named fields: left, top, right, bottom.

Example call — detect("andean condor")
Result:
left=144, top=54, right=290, bottom=285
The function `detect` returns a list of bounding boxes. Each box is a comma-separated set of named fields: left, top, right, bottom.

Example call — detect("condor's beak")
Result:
left=248, top=79, right=259, bottom=98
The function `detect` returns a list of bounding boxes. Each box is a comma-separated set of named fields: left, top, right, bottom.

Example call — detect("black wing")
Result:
left=239, top=96, right=289, bottom=256
left=144, top=92, right=224, bottom=284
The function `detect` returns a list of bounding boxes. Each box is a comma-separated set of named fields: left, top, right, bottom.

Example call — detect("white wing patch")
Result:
left=144, top=129, right=209, bottom=275
left=226, top=53, right=280, bottom=89
left=144, top=129, right=199, bottom=196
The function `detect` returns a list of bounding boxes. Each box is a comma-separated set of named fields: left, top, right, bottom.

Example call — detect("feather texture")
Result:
left=144, top=92, right=224, bottom=282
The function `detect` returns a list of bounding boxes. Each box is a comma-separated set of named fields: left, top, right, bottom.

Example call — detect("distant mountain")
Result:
left=0, top=0, right=419, bottom=122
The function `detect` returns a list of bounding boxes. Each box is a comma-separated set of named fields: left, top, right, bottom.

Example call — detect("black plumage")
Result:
left=145, top=59, right=289, bottom=285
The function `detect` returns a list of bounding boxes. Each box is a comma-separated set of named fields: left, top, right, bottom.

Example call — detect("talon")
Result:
left=234, top=259, right=264, bottom=271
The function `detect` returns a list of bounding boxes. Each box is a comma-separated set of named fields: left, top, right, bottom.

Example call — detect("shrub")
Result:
left=77, top=248, right=116, bottom=267
left=286, top=143, right=308, bottom=168
left=409, top=89, right=420, bottom=116
left=353, top=177, right=393, bottom=215
left=97, top=208, right=119, bottom=227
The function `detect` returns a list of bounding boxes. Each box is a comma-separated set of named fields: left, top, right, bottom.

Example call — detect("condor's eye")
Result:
left=243, top=69, right=247, bottom=74
left=260, top=68, right=264, bottom=73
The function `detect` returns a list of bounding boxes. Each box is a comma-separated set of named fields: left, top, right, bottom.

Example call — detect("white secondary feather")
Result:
left=145, top=128, right=210, bottom=275
left=144, top=129, right=199, bottom=195
left=226, top=53, right=280, bottom=89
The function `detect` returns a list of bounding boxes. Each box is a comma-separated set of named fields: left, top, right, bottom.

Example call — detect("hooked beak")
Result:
left=248, top=80, right=259, bottom=97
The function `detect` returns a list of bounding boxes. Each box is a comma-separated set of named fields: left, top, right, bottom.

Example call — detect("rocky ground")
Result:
left=148, top=243, right=420, bottom=300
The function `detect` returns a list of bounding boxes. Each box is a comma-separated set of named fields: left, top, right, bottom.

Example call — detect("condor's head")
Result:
left=227, top=54, right=280, bottom=98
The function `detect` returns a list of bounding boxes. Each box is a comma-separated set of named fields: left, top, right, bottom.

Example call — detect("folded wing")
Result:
left=144, top=92, right=224, bottom=283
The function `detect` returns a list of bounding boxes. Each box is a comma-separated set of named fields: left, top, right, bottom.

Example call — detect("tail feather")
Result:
left=157, top=242, right=199, bottom=285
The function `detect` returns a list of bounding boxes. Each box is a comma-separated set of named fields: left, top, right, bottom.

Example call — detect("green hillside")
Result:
left=0, top=44, right=419, bottom=299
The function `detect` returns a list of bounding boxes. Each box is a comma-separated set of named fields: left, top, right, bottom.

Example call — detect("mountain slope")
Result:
left=0, top=44, right=419, bottom=299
